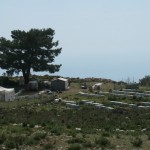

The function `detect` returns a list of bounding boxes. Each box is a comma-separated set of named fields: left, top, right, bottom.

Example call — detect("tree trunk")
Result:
left=22, top=68, right=30, bottom=85
left=24, top=74, right=29, bottom=85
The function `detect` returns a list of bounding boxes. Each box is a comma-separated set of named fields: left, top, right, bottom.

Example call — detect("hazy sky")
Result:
left=1, top=0, right=150, bottom=82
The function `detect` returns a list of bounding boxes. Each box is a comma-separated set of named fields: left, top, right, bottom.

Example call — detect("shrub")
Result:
left=116, top=133, right=121, bottom=139
left=147, top=133, right=150, bottom=140
left=5, top=139, right=16, bottom=149
left=68, top=137, right=85, bottom=144
left=83, top=140, right=93, bottom=148
left=24, top=127, right=32, bottom=135
left=44, top=143, right=53, bottom=149
left=108, top=95, right=116, bottom=101
left=95, top=136, right=111, bottom=147
left=33, top=131, right=47, bottom=141
left=74, top=97, right=79, bottom=100
left=29, top=123, right=35, bottom=128
left=101, top=131, right=110, bottom=137
left=81, top=127, right=96, bottom=134
left=22, top=122, right=27, bottom=127
left=26, top=137, right=38, bottom=145
left=50, top=126, right=64, bottom=135
left=67, top=124, right=72, bottom=129
left=68, top=130, right=77, bottom=137
left=13, top=134, right=26, bottom=145
left=131, top=137, right=143, bottom=147
left=41, top=122, right=46, bottom=127
left=5, top=134, right=26, bottom=149
left=133, top=95, right=137, bottom=100
left=68, top=143, right=82, bottom=150
left=0, top=132, right=6, bottom=144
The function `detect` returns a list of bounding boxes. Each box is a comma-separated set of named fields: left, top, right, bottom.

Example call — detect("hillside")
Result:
left=0, top=77, right=150, bottom=149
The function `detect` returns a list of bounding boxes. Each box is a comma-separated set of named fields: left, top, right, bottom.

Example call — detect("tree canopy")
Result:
left=0, top=28, right=62, bottom=84
left=139, top=75, right=150, bottom=86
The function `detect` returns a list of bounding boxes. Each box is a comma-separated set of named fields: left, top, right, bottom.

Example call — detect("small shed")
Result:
left=92, top=83, right=102, bottom=90
left=51, top=78, right=69, bottom=91
left=28, top=81, right=38, bottom=90
left=0, top=86, right=15, bottom=101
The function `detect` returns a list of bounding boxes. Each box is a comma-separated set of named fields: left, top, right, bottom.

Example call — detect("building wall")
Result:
left=64, top=80, right=69, bottom=89
left=5, top=90, right=15, bottom=101
left=51, top=79, right=67, bottom=91
left=0, top=91, right=5, bottom=101
left=28, top=81, right=38, bottom=90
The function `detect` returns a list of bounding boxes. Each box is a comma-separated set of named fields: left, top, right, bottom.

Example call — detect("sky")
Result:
left=1, top=0, right=150, bottom=82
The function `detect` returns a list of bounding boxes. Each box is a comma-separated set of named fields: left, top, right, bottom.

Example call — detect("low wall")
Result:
left=15, top=94, right=40, bottom=100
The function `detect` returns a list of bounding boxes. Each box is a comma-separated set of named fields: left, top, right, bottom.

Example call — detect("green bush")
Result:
left=68, top=130, right=77, bottom=137
left=83, top=140, right=93, bottom=148
left=116, top=133, right=121, bottom=139
left=101, top=131, right=110, bottom=137
left=41, top=122, right=46, bottom=127
left=26, top=137, right=38, bottom=145
left=33, top=131, right=47, bottom=141
left=5, top=139, right=16, bottom=149
left=0, top=76, right=18, bottom=87
left=22, top=122, right=27, bottom=127
left=131, top=137, right=143, bottom=147
left=0, top=132, right=6, bottom=144
left=68, top=143, right=82, bottom=150
left=50, top=126, right=64, bottom=135
left=95, top=136, right=111, bottom=147
left=14, top=134, right=26, bottom=145
left=147, top=133, right=150, bottom=140
left=29, top=123, right=35, bottom=128
left=5, top=134, right=26, bottom=149
left=68, top=137, right=85, bottom=144
left=108, top=95, right=116, bottom=101
left=44, top=143, right=53, bottom=149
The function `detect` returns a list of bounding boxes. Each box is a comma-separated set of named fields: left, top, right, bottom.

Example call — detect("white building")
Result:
left=0, top=86, right=15, bottom=101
